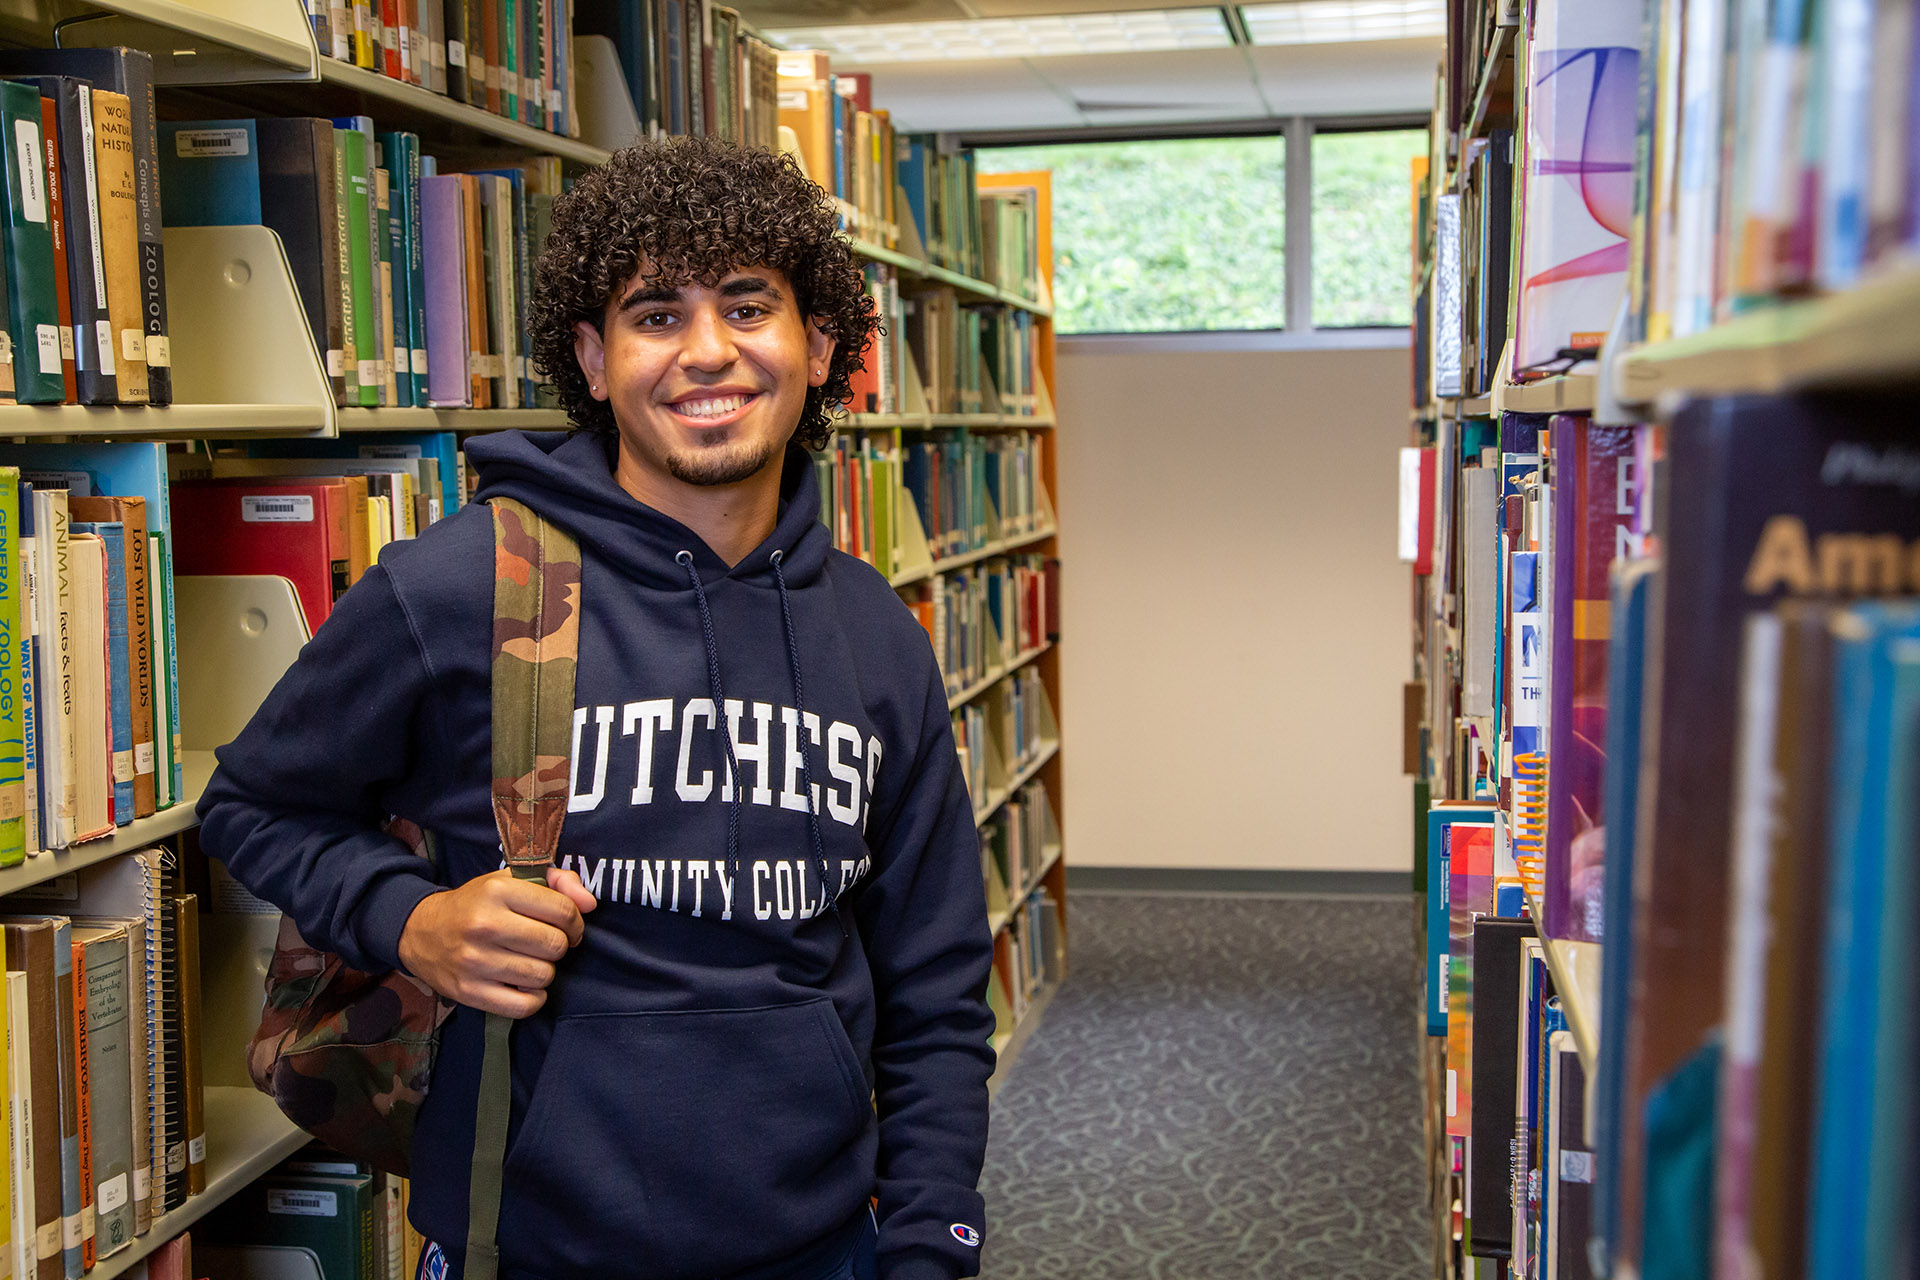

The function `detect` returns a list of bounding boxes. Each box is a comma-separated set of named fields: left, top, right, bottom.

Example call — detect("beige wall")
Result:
left=1054, top=342, right=1413, bottom=872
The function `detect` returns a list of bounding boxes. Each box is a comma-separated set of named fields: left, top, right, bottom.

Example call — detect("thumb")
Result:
left=547, top=865, right=599, bottom=915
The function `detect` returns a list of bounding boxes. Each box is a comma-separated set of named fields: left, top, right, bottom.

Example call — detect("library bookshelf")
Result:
left=1413, top=0, right=1920, bottom=1274
left=0, top=2, right=1068, bottom=1269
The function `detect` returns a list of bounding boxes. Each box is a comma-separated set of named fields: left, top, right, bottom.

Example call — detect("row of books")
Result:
left=162, top=115, right=565, bottom=411
left=777, top=55, right=900, bottom=250
left=843, top=264, right=905, bottom=417
left=0, top=49, right=173, bottom=406
left=903, top=431, right=1050, bottom=564
left=904, top=553, right=1050, bottom=697
left=813, top=432, right=900, bottom=579
left=1629, top=0, right=1920, bottom=340
left=1407, top=391, right=1920, bottom=1279
left=580, top=1, right=781, bottom=151
left=202, top=1148, right=423, bottom=1280
left=173, top=432, right=464, bottom=634
left=312, top=0, right=580, bottom=140
left=983, top=780, right=1057, bottom=918
left=0, top=445, right=186, bottom=862
left=2, top=847, right=206, bottom=1280
left=989, top=887, right=1063, bottom=1046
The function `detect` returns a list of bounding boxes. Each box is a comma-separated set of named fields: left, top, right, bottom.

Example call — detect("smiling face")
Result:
left=573, top=263, right=836, bottom=491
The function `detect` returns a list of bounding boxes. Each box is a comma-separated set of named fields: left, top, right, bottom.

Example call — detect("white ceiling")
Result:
left=736, top=2, right=1441, bottom=133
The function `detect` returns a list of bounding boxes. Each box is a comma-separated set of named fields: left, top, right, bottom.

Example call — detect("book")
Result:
left=170, top=481, right=354, bottom=634
left=27, top=490, right=71, bottom=852
left=67, top=521, right=130, bottom=827
left=33, top=91, right=75, bottom=403
left=202, top=1169, right=375, bottom=1280
left=86, top=89, right=144, bottom=405
left=0, top=80, right=62, bottom=404
left=334, top=121, right=378, bottom=407
left=258, top=119, right=348, bottom=404
left=1545, top=1031, right=1594, bottom=1279
left=6, top=969, right=32, bottom=1280
left=0, top=472, right=20, bottom=867
left=420, top=173, right=470, bottom=408
left=155, top=119, right=261, bottom=227
left=69, top=924, right=131, bottom=1259
left=1446, top=819, right=1495, bottom=1140
left=1, top=918, right=65, bottom=1280
left=65, top=532, right=109, bottom=843
left=67, top=497, right=151, bottom=820
left=1467, top=915, right=1534, bottom=1257
left=171, top=897, right=201, bottom=1198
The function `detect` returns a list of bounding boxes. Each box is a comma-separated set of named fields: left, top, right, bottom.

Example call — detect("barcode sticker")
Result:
left=447, top=40, right=466, bottom=68
left=268, top=1189, right=338, bottom=1218
left=430, top=41, right=446, bottom=70
left=36, top=325, right=59, bottom=375
left=96, top=320, right=114, bottom=373
left=174, top=128, right=250, bottom=158
left=145, top=334, right=170, bottom=368
left=121, top=328, right=143, bottom=362
left=97, top=1173, right=129, bottom=1214
left=241, top=495, right=315, bottom=524
left=549, top=89, right=562, bottom=115
left=778, top=89, right=808, bottom=110
left=62, top=1213, right=81, bottom=1250
left=14, top=122, right=45, bottom=223
left=132, top=1169, right=150, bottom=1203
left=36, top=1220, right=59, bottom=1259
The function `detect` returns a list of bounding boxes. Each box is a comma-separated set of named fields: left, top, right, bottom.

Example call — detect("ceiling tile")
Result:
left=1245, top=37, right=1439, bottom=114
left=854, top=60, right=1082, bottom=131
left=1028, top=47, right=1265, bottom=112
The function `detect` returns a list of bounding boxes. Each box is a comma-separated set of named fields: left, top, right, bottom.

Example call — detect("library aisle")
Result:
left=980, top=893, right=1426, bottom=1278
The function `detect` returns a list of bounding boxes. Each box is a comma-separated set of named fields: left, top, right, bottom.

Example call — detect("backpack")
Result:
left=246, top=497, right=580, bottom=1280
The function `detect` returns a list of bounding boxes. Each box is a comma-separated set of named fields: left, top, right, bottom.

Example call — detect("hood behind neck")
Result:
left=465, top=430, right=830, bottom=591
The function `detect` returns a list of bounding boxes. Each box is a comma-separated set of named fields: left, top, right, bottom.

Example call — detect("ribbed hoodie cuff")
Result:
left=357, top=869, right=444, bottom=974
left=886, top=1252, right=963, bottom=1280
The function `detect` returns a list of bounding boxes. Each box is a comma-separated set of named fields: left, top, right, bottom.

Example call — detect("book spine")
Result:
left=0, top=474, right=19, bottom=867
left=19, top=493, right=36, bottom=858
left=0, top=85, right=61, bottom=404
left=119, top=55, right=169, bottom=406
left=376, top=165, right=399, bottom=407
left=87, top=91, right=144, bottom=404
left=460, top=176, right=487, bottom=406
left=481, top=0, right=501, bottom=114
left=80, top=934, right=131, bottom=1257
left=99, top=530, right=131, bottom=826
left=329, top=0, right=351, bottom=59
left=339, top=128, right=375, bottom=406
left=5, top=971, right=31, bottom=1280
left=119, top=917, right=149, bottom=1239
left=61, top=84, right=111, bottom=406
left=502, top=0, right=519, bottom=121
left=172, top=898, right=202, bottom=1197
left=404, top=138, right=428, bottom=407
left=444, top=0, right=469, bottom=102
left=142, top=537, right=167, bottom=810
left=353, top=0, right=377, bottom=67
left=36, top=98, right=74, bottom=403
left=332, top=128, right=358, bottom=405
left=64, top=931, right=91, bottom=1277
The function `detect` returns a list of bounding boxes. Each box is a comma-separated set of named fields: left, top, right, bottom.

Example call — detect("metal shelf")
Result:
left=891, top=524, right=1058, bottom=590
left=338, top=406, right=570, bottom=432
left=947, top=642, right=1052, bottom=713
left=1526, top=890, right=1602, bottom=1074
left=315, top=59, right=611, bottom=166
left=0, top=752, right=213, bottom=898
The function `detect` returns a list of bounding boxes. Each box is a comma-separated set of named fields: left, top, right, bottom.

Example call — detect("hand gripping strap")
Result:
left=468, top=498, right=580, bottom=1280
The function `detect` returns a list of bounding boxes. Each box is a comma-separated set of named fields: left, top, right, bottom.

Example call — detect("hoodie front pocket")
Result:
left=498, top=998, right=877, bottom=1280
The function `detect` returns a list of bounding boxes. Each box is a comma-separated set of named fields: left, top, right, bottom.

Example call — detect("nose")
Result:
left=679, top=303, right=738, bottom=371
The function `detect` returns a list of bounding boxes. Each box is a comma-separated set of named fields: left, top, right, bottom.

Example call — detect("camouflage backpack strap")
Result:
left=466, top=497, right=580, bottom=1280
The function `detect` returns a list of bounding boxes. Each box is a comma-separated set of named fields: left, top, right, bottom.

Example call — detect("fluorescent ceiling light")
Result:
left=764, top=10, right=1234, bottom=63
left=1239, top=0, right=1445, bottom=44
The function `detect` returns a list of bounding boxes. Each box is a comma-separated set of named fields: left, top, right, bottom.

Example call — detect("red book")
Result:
left=170, top=480, right=354, bottom=634
left=39, top=96, right=75, bottom=402
left=382, top=0, right=403, bottom=76
left=1415, top=445, right=1436, bottom=576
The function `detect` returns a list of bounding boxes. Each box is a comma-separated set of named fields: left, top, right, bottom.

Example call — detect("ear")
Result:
left=574, top=320, right=609, bottom=399
left=806, top=319, right=836, bottom=388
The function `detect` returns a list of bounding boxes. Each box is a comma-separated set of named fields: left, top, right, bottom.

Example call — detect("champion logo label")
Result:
left=418, top=1241, right=450, bottom=1280
left=950, top=1224, right=981, bottom=1248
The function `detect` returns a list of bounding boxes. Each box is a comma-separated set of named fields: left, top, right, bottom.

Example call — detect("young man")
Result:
left=198, top=136, right=995, bottom=1280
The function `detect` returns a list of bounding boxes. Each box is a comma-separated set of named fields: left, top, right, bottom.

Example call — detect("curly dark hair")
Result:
left=528, top=134, right=878, bottom=451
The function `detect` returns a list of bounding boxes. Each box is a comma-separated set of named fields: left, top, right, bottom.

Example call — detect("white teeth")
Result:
left=677, top=394, right=750, bottom=419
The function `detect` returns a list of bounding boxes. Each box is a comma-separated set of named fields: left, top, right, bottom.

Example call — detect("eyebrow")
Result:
left=616, top=275, right=783, bottom=313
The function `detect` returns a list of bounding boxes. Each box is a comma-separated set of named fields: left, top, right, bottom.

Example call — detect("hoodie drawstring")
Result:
left=677, top=550, right=743, bottom=895
left=771, top=550, right=842, bottom=923
left=677, top=548, right=842, bottom=927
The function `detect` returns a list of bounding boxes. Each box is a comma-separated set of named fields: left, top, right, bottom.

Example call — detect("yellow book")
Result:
left=88, top=90, right=146, bottom=405
left=367, top=496, right=390, bottom=564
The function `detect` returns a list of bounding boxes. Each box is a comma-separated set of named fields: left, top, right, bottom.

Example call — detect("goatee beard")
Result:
left=665, top=436, right=781, bottom=486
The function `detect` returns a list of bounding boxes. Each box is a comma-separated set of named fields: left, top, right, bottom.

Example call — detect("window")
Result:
left=975, top=135, right=1286, bottom=335
left=1310, top=128, right=1426, bottom=328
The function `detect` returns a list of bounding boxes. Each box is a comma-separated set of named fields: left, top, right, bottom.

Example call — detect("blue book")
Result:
left=1807, top=601, right=1920, bottom=1280
left=154, top=532, right=179, bottom=801
left=0, top=443, right=169, bottom=534
left=1590, top=556, right=1657, bottom=1273
left=400, top=135, right=428, bottom=408
left=156, top=119, right=262, bottom=226
left=377, top=136, right=412, bottom=408
left=71, top=520, right=131, bottom=825
left=897, top=138, right=928, bottom=251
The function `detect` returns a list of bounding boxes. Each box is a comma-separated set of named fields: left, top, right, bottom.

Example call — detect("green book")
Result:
left=0, top=80, right=62, bottom=403
left=204, top=1171, right=376, bottom=1280
left=72, top=923, right=134, bottom=1258
left=375, top=163, right=398, bottom=407
left=0, top=469, right=20, bottom=867
left=502, top=0, right=519, bottom=122
left=335, top=124, right=375, bottom=407
left=332, top=127, right=360, bottom=406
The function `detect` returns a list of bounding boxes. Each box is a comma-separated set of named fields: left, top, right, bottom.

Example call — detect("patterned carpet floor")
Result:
left=979, top=892, right=1428, bottom=1279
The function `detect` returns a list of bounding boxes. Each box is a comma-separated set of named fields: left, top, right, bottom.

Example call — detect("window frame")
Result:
left=966, top=112, right=1426, bottom=349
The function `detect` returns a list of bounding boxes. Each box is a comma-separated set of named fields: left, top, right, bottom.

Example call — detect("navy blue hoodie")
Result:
left=197, top=430, right=995, bottom=1280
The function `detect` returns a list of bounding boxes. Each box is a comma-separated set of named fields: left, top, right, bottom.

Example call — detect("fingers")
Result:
left=464, top=980, right=549, bottom=1020
left=494, top=872, right=588, bottom=945
left=548, top=866, right=599, bottom=916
